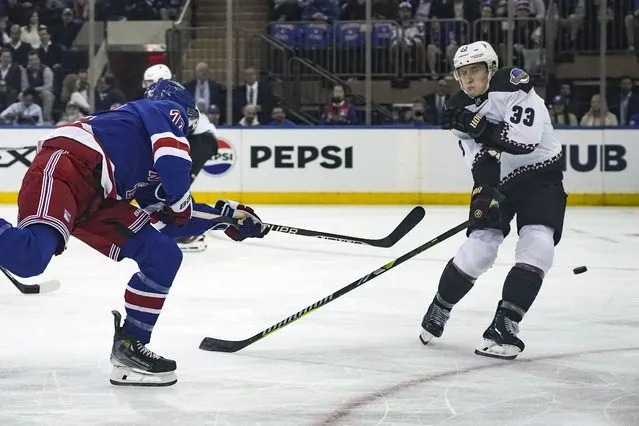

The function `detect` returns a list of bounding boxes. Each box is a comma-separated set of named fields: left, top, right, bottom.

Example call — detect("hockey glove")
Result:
left=441, top=107, right=488, bottom=138
left=215, top=199, right=270, bottom=242
left=158, top=191, right=193, bottom=227
left=469, top=185, right=505, bottom=229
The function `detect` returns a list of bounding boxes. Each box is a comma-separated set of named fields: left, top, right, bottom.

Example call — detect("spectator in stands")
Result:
left=342, top=0, right=400, bottom=21
left=5, top=24, right=32, bottom=67
left=496, top=0, right=545, bottom=23
left=0, top=16, right=11, bottom=45
left=391, top=2, right=426, bottom=75
left=52, top=8, right=81, bottom=49
left=426, top=0, right=478, bottom=75
left=553, top=82, right=582, bottom=116
left=0, top=48, right=27, bottom=102
left=207, top=104, right=220, bottom=126
left=56, top=100, right=84, bottom=125
left=37, top=26, right=63, bottom=70
left=60, top=73, right=90, bottom=114
left=125, top=0, right=159, bottom=20
left=270, top=0, right=302, bottom=21
left=424, top=76, right=449, bottom=124
left=553, top=0, right=585, bottom=52
left=73, top=0, right=89, bottom=21
left=26, top=50, right=54, bottom=122
left=159, top=0, right=183, bottom=20
left=475, top=3, right=506, bottom=59
left=412, top=0, right=431, bottom=21
left=233, top=66, right=276, bottom=124
left=428, top=0, right=478, bottom=22
left=0, top=81, right=11, bottom=112
left=184, top=62, right=224, bottom=116
left=95, top=73, right=126, bottom=112
left=512, top=1, right=543, bottom=72
left=609, top=76, right=639, bottom=126
left=625, top=2, right=639, bottom=51
left=238, top=104, right=260, bottom=126
left=580, top=94, right=618, bottom=127
left=75, top=69, right=89, bottom=105
left=40, top=0, right=67, bottom=29
left=269, top=105, right=296, bottom=126
left=322, top=84, right=357, bottom=125
left=302, top=0, right=341, bottom=23
left=0, top=87, right=43, bottom=125
left=407, top=97, right=428, bottom=125
left=548, top=95, right=578, bottom=126
left=5, top=0, right=32, bottom=27
left=21, top=11, right=41, bottom=49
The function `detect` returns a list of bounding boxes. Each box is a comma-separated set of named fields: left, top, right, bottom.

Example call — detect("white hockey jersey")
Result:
left=448, top=67, right=562, bottom=188
left=193, top=110, right=217, bottom=137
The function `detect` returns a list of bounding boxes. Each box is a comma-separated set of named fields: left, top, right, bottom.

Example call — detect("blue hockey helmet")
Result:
left=144, top=79, right=199, bottom=133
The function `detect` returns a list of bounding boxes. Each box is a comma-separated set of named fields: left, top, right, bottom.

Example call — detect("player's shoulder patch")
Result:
left=445, top=90, right=474, bottom=108
left=489, top=67, right=533, bottom=93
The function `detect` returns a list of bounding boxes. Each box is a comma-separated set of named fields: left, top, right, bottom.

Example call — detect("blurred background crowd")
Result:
left=0, top=0, right=637, bottom=127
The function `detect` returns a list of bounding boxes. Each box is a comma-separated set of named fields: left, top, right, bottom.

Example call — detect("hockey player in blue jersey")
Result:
left=142, top=64, right=220, bottom=253
left=0, top=79, right=269, bottom=386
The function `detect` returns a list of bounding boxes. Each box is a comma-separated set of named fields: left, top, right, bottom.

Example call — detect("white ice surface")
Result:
left=0, top=205, right=637, bottom=426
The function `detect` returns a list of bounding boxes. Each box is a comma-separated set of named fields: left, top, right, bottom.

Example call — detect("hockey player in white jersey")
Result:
left=419, top=41, right=567, bottom=360
left=143, top=64, right=219, bottom=253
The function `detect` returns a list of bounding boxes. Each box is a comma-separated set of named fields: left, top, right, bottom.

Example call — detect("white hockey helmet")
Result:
left=452, top=41, right=499, bottom=96
left=142, top=64, right=173, bottom=88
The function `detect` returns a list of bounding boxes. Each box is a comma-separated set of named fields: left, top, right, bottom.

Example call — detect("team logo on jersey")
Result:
left=203, top=138, right=236, bottom=176
left=510, top=68, right=530, bottom=85
left=169, top=109, right=185, bottom=131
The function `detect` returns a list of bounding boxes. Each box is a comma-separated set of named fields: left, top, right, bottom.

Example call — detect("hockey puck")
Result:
left=573, top=266, right=587, bottom=275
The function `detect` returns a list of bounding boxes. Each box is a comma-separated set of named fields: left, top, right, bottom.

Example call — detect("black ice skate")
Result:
left=475, top=302, right=525, bottom=360
left=109, top=310, right=177, bottom=386
left=419, top=297, right=451, bottom=345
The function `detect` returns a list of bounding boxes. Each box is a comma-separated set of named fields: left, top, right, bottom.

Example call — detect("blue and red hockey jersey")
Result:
left=40, top=99, right=192, bottom=207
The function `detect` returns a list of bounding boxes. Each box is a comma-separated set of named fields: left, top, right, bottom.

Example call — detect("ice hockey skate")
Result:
left=176, top=234, right=207, bottom=253
left=475, top=302, right=525, bottom=360
left=109, top=310, right=177, bottom=387
left=419, top=298, right=451, bottom=345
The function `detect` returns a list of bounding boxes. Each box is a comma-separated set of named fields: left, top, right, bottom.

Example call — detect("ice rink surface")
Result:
left=0, top=205, right=637, bottom=426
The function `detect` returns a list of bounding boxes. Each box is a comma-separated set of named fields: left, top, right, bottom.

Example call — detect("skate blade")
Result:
left=419, top=329, right=436, bottom=345
left=109, top=366, right=177, bottom=387
left=474, top=339, right=521, bottom=360
left=177, top=242, right=207, bottom=253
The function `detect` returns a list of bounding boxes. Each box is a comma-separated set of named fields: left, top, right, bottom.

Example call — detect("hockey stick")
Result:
left=192, top=206, right=426, bottom=248
left=199, top=219, right=470, bottom=353
left=1, top=267, right=61, bottom=294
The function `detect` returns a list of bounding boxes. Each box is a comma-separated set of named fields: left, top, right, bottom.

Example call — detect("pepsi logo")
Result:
left=203, top=138, right=236, bottom=176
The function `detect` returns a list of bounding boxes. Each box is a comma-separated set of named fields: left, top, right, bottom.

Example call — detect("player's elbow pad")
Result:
left=478, top=122, right=538, bottom=155
left=190, top=132, right=219, bottom=156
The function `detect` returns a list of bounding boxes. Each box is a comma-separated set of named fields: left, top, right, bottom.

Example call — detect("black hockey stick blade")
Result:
left=1, top=267, right=61, bottom=294
left=264, top=206, right=425, bottom=247
left=192, top=206, right=425, bottom=248
left=199, top=219, right=470, bottom=353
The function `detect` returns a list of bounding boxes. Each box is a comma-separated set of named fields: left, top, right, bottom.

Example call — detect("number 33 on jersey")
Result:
left=447, top=66, right=562, bottom=189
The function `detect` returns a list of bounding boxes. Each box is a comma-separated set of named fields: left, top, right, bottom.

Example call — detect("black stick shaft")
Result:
left=199, top=219, right=470, bottom=353
left=1, top=267, right=40, bottom=294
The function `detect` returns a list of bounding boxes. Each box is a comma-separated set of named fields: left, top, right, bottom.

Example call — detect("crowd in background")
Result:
left=0, top=0, right=180, bottom=127
left=0, top=0, right=637, bottom=127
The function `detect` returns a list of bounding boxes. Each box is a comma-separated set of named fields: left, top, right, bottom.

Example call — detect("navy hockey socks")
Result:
left=435, top=259, right=475, bottom=308
left=120, top=225, right=183, bottom=343
left=0, top=220, right=61, bottom=277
